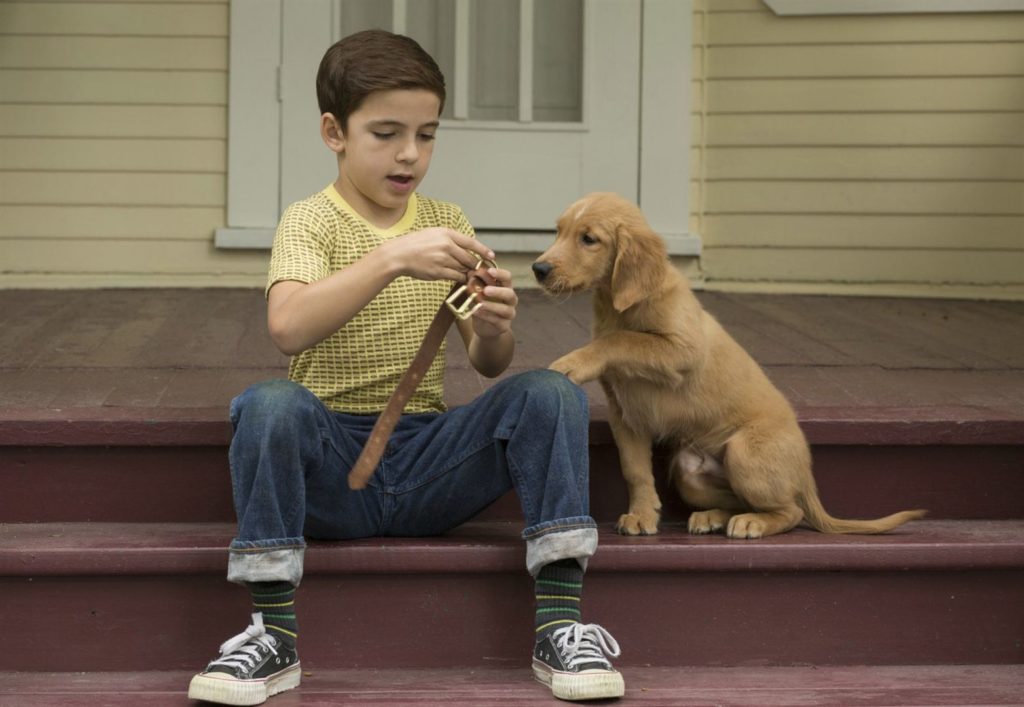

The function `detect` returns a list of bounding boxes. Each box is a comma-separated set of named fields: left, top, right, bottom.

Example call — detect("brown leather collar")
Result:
left=347, top=260, right=494, bottom=490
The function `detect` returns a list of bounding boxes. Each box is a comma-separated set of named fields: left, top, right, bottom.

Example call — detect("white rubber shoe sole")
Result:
left=187, top=662, right=301, bottom=706
left=533, top=659, right=625, bottom=701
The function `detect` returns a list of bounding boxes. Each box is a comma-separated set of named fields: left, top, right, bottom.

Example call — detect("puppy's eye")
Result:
left=581, top=233, right=598, bottom=246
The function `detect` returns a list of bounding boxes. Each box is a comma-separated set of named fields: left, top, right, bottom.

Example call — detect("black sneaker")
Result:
left=188, top=613, right=300, bottom=706
left=533, top=623, right=624, bottom=701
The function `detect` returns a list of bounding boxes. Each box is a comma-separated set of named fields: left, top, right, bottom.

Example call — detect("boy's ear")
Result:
left=320, top=113, right=345, bottom=154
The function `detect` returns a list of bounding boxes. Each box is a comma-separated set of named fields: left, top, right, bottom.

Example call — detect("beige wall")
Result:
left=692, top=0, right=1024, bottom=299
left=2, top=0, right=1022, bottom=298
left=0, top=0, right=268, bottom=287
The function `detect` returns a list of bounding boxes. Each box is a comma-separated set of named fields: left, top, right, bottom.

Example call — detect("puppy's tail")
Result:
left=800, top=491, right=927, bottom=534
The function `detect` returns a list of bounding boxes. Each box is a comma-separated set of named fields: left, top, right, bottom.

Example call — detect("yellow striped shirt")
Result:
left=267, top=185, right=474, bottom=414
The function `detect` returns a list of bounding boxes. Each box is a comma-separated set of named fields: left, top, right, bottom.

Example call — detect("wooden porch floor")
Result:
left=0, top=289, right=1022, bottom=441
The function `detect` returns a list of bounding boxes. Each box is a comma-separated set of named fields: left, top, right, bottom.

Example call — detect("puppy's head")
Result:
left=532, top=192, right=668, bottom=312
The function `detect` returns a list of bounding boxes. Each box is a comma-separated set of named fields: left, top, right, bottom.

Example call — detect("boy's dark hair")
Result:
left=316, top=29, right=446, bottom=131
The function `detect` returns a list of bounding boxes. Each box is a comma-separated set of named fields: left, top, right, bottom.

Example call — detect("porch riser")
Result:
left=3, top=444, right=1021, bottom=523
left=3, top=570, right=1021, bottom=672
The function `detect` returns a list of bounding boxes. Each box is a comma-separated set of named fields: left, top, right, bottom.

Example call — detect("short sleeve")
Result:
left=266, top=201, right=332, bottom=297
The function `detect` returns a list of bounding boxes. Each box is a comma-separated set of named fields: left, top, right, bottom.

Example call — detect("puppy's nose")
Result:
left=532, top=261, right=553, bottom=283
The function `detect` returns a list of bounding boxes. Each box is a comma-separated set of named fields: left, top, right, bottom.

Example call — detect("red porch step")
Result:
left=3, top=290, right=1023, bottom=526
left=2, top=406, right=1022, bottom=524
left=1, top=665, right=1022, bottom=706
left=2, top=520, right=1021, bottom=673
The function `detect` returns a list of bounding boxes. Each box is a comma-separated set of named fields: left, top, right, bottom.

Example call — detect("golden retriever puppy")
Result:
left=532, top=192, right=926, bottom=538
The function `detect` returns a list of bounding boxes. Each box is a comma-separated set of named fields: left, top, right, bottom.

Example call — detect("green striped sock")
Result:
left=248, top=581, right=298, bottom=646
left=535, top=559, right=583, bottom=639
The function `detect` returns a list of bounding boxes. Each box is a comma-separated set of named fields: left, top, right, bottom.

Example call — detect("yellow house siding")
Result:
left=0, top=0, right=267, bottom=287
left=696, top=0, right=1024, bottom=298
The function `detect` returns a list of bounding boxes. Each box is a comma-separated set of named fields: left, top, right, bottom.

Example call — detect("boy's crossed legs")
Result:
left=188, top=370, right=623, bottom=705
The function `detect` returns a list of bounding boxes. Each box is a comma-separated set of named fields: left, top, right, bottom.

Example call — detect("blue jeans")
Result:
left=225, top=370, right=597, bottom=586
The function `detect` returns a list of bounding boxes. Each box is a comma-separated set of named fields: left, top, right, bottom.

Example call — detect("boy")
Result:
left=188, top=30, right=623, bottom=705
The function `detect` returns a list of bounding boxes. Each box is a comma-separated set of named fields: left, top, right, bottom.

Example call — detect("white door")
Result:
left=279, top=0, right=641, bottom=231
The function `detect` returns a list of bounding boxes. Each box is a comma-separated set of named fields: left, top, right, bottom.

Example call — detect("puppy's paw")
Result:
left=549, top=348, right=601, bottom=385
left=615, top=510, right=660, bottom=536
left=726, top=513, right=767, bottom=539
left=687, top=509, right=732, bottom=535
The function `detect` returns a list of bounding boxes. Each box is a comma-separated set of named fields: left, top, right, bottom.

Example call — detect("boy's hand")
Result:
left=389, top=228, right=495, bottom=282
left=459, top=261, right=517, bottom=378
left=469, top=264, right=517, bottom=339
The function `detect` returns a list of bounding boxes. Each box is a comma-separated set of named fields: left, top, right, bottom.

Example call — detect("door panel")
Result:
left=280, top=0, right=640, bottom=230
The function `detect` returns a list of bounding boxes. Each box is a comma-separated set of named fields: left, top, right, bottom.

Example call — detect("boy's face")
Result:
left=328, top=88, right=441, bottom=227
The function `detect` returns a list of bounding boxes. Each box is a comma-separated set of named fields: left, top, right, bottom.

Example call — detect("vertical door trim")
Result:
left=518, top=0, right=534, bottom=123
left=640, top=0, right=698, bottom=250
left=391, top=0, right=407, bottom=33
left=224, top=0, right=281, bottom=232
left=453, top=0, right=470, bottom=120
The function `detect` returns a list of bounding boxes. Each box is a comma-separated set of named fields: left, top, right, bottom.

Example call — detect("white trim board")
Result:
left=226, top=0, right=281, bottom=229
left=765, top=0, right=1024, bottom=14
left=640, top=0, right=693, bottom=245
left=215, top=228, right=703, bottom=256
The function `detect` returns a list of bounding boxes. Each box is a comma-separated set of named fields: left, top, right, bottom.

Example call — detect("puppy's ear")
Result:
left=610, top=217, right=668, bottom=312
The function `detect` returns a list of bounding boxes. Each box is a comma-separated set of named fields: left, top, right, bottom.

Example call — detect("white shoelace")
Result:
left=551, top=623, right=621, bottom=670
left=209, top=613, right=279, bottom=670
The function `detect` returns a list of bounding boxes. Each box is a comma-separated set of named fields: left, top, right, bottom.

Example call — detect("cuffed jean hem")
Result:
left=522, top=516, right=598, bottom=577
left=226, top=539, right=306, bottom=587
